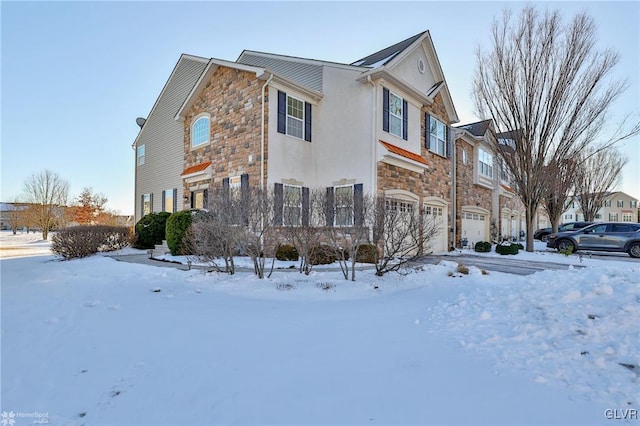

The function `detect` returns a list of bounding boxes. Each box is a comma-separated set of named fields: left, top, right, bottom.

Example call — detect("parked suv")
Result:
left=547, top=222, right=640, bottom=258
left=534, top=221, right=593, bottom=242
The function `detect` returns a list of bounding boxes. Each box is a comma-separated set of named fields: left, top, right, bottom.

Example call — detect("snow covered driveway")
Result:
left=1, top=234, right=638, bottom=425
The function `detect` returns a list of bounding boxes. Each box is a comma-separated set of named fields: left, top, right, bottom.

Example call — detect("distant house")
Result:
left=563, top=192, right=639, bottom=223
left=0, top=202, right=30, bottom=231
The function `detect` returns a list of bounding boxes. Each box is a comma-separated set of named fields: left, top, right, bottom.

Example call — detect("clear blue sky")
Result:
left=2, top=1, right=638, bottom=215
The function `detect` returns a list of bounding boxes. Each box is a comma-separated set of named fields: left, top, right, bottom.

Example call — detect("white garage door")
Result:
left=461, top=211, right=488, bottom=245
left=424, top=203, right=448, bottom=253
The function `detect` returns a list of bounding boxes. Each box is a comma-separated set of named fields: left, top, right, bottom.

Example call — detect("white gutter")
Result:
left=367, top=75, right=376, bottom=198
left=261, top=73, right=274, bottom=190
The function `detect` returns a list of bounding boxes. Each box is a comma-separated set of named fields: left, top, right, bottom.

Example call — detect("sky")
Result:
left=1, top=1, right=638, bottom=215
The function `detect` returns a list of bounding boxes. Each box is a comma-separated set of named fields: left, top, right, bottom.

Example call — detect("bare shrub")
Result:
left=51, top=225, right=132, bottom=259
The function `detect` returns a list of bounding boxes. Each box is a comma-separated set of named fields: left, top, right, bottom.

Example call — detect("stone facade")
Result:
left=454, top=137, right=492, bottom=246
left=182, top=67, right=268, bottom=208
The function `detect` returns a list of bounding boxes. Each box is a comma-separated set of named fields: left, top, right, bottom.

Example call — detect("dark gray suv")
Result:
left=547, top=222, right=640, bottom=258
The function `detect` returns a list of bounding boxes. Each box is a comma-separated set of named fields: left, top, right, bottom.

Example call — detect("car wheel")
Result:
left=540, top=234, right=549, bottom=242
left=628, top=243, right=640, bottom=259
left=556, top=239, right=575, bottom=253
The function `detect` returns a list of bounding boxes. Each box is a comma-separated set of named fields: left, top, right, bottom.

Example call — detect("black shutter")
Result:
left=274, top=183, right=283, bottom=225
left=203, top=189, right=208, bottom=209
left=190, top=192, right=195, bottom=209
left=354, top=184, right=364, bottom=226
left=150, top=193, right=153, bottom=213
left=425, top=113, right=431, bottom=150
left=402, top=99, right=408, bottom=140
left=161, top=190, right=166, bottom=212
left=222, top=177, right=230, bottom=209
left=326, top=187, right=334, bottom=226
left=173, top=189, right=177, bottom=212
left=277, top=90, right=286, bottom=134
left=304, top=102, right=312, bottom=142
left=302, top=187, right=310, bottom=226
left=141, top=195, right=144, bottom=217
left=382, top=88, right=389, bottom=132
left=446, top=126, right=451, bottom=158
left=241, top=174, right=249, bottom=225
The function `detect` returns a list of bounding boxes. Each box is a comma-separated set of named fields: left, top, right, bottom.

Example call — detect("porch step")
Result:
left=152, top=240, right=170, bottom=256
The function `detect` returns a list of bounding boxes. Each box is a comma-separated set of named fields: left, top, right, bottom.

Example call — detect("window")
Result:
left=425, top=205, right=443, bottom=216
left=283, top=185, right=302, bottom=226
left=386, top=199, right=415, bottom=214
left=604, top=200, right=611, bottom=207
left=461, top=149, right=467, bottom=165
left=229, top=175, right=242, bottom=201
left=162, top=189, right=176, bottom=213
left=478, top=148, right=493, bottom=178
left=631, top=200, right=638, bottom=208
left=191, top=190, right=208, bottom=209
left=617, top=200, right=624, bottom=208
left=277, top=91, right=311, bottom=141
left=335, top=185, right=354, bottom=226
left=608, top=212, right=619, bottom=221
left=595, top=214, right=602, bottom=219
left=382, top=88, right=408, bottom=140
left=427, top=115, right=447, bottom=156
left=622, top=213, right=633, bottom=222
left=191, top=116, right=210, bottom=148
left=142, top=194, right=152, bottom=216
left=137, top=144, right=145, bottom=166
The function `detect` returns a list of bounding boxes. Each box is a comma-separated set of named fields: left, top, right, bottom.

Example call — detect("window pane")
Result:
left=192, top=117, right=209, bottom=147
left=164, top=189, right=174, bottom=213
left=287, top=116, right=303, bottom=138
left=389, top=116, right=402, bottom=138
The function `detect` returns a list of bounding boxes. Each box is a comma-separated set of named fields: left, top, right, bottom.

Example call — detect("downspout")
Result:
left=367, top=75, right=376, bottom=197
left=261, top=73, right=274, bottom=191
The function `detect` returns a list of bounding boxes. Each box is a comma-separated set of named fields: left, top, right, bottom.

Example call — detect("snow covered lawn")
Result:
left=1, top=232, right=638, bottom=425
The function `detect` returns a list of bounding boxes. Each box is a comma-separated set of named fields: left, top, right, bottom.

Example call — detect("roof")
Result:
left=351, top=31, right=427, bottom=67
left=181, top=161, right=212, bottom=176
left=379, top=141, right=428, bottom=165
left=457, top=119, right=493, bottom=137
left=237, top=51, right=324, bottom=92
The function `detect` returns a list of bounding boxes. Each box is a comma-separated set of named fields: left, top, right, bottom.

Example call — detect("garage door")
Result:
left=461, top=210, right=489, bottom=246
left=424, top=198, right=449, bottom=253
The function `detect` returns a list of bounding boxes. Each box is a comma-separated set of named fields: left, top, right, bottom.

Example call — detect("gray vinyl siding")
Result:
left=238, top=53, right=323, bottom=92
left=134, top=55, right=208, bottom=222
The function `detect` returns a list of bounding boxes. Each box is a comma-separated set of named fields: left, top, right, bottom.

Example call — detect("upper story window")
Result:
left=383, top=88, right=408, bottom=140
left=617, top=200, right=624, bottom=208
left=426, top=115, right=448, bottom=157
left=191, top=116, right=210, bottom=148
left=461, top=149, right=468, bottom=165
left=283, top=185, right=302, bottom=226
left=604, top=200, right=611, bottom=207
left=631, top=200, right=638, bottom=208
left=478, top=148, right=493, bottom=178
left=278, top=90, right=312, bottom=142
left=137, top=144, right=145, bottom=166
left=335, top=185, right=354, bottom=227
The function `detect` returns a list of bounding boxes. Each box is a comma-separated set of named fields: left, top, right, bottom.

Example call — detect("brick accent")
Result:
left=182, top=67, right=268, bottom=208
left=454, top=137, right=492, bottom=247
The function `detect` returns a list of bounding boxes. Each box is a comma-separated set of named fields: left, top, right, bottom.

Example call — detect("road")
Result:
left=417, top=253, right=587, bottom=276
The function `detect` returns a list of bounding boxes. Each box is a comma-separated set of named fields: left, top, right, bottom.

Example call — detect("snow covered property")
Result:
left=1, top=231, right=639, bottom=425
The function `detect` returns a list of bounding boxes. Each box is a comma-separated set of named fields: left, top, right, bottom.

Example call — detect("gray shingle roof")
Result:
left=351, top=31, right=427, bottom=67
left=458, top=119, right=493, bottom=137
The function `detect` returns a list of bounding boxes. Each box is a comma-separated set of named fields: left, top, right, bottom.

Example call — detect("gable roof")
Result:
left=457, top=119, right=493, bottom=137
left=351, top=31, right=427, bottom=67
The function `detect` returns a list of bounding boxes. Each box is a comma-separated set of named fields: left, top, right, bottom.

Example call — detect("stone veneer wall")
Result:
left=377, top=93, right=453, bottom=248
left=182, top=67, right=267, bottom=207
left=454, top=138, right=492, bottom=247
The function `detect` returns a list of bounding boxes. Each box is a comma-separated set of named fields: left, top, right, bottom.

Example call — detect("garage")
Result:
left=461, top=206, right=490, bottom=246
left=423, top=196, right=449, bottom=253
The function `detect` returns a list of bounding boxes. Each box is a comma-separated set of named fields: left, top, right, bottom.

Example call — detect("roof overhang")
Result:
left=379, top=140, right=428, bottom=174
left=181, top=161, right=212, bottom=183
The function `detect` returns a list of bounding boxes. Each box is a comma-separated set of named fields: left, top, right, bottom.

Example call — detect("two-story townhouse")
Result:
left=564, top=192, right=639, bottom=223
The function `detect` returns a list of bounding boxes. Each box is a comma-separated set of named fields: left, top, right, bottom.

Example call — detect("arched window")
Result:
left=191, top=116, right=210, bottom=148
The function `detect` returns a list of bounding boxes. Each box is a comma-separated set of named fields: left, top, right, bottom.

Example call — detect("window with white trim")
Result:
left=608, top=212, right=619, bottom=221
left=191, top=116, right=210, bottom=148
left=163, top=189, right=174, bottom=213
left=142, top=194, right=152, bottom=216
left=229, top=175, right=242, bottom=201
left=425, top=205, right=443, bottom=216
left=283, top=185, right=302, bottom=226
left=622, top=213, right=633, bottom=222
left=617, top=200, right=624, bottom=208
left=429, top=117, right=447, bottom=156
left=478, top=148, right=493, bottom=178
left=335, top=185, right=354, bottom=227
left=385, top=199, right=415, bottom=215
left=630, top=200, right=638, bottom=208
left=604, top=200, right=611, bottom=207
left=389, top=92, right=403, bottom=138
left=137, top=144, right=145, bottom=166
left=286, top=95, right=304, bottom=139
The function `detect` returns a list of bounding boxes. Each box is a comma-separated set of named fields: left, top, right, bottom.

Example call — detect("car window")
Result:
left=585, top=224, right=608, bottom=233
left=561, top=224, right=574, bottom=231
left=611, top=224, right=632, bottom=232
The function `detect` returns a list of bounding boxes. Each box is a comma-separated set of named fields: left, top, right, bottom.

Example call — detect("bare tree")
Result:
left=474, top=6, right=638, bottom=251
left=7, top=199, right=26, bottom=234
left=22, top=170, right=70, bottom=240
left=372, top=197, right=441, bottom=276
left=541, top=158, right=578, bottom=233
left=282, top=188, right=324, bottom=275
left=574, top=146, right=628, bottom=221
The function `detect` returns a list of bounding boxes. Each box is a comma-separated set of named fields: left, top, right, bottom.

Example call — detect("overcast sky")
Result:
left=2, top=1, right=638, bottom=215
